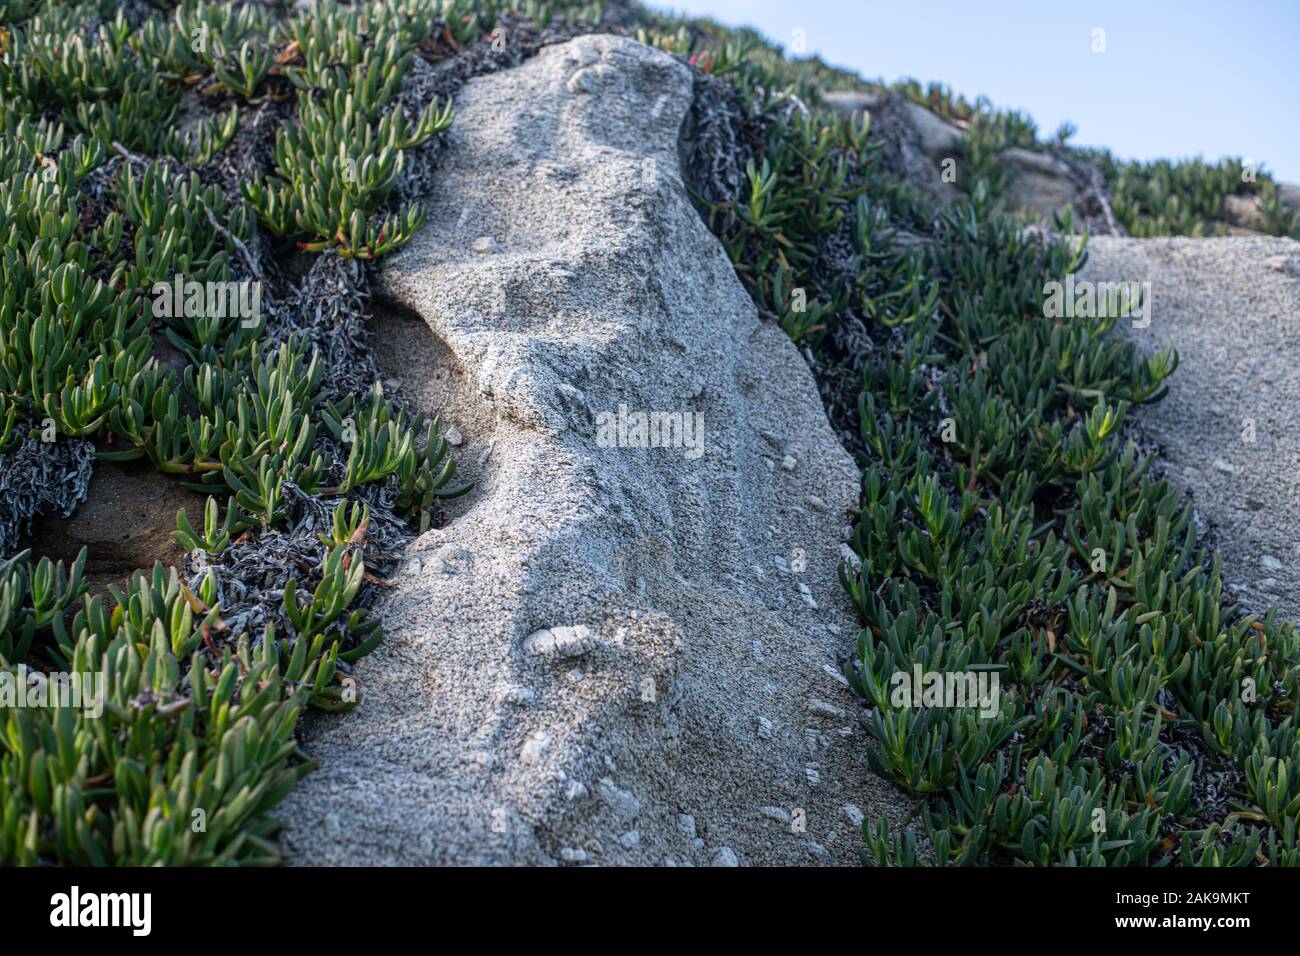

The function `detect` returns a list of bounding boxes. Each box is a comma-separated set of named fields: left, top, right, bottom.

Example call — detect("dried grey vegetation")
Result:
left=184, top=480, right=409, bottom=645
left=678, top=69, right=754, bottom=207
left=0, top=437, right=95, bottom=556
left=266, top=255, right=380, bottom=402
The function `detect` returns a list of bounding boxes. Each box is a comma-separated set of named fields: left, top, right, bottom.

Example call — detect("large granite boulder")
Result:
left=278, top=34, right=908, bottom=866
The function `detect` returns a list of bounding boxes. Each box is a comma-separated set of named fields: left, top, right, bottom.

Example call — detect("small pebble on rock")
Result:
left=806, top=841, right=832, bottom=862
left=497, top=684, right=536, bottom=706
left=565, top=779, right=589, bottom=802
left=597, top=777, right=641, bottom=823
left=808, top=698, right=843, bottom=719
left=822, top=663, right=850, bottom=687
left=839, top=543, right=862, bottom=572
left=711, top=846, right=740, bottom=867
left=520, top=730, right=551, bottom=764
left=523, top=625, right=594, bottom=660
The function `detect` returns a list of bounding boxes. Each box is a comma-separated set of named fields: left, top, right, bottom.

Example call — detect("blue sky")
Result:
left=650, top=0, right=1300, bottom=183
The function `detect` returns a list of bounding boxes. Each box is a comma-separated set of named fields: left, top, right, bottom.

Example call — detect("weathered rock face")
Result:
left=1223, top=187, right=1300, bottom=236
left=999, top=146, right=1083, bottom=218
left=1223, top=193, right=1267, bottom=235
left=1280, top=184, right=1300, bottom=218
left=1082, top=236, right=1300, bottom=618
left=277, top=35, right=909, bottom=866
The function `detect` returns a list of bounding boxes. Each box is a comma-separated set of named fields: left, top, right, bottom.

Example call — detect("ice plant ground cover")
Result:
left=0, top=0, right=483, bottom=865
left=0, top=0, right=1296, bottom=866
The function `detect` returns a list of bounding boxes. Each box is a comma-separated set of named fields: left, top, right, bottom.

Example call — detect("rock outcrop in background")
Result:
left=278, top=34, right=909, bottom=866
left=824, top=90, right=1300, bottom=237
left=823, top=89, right=1108, bottom=225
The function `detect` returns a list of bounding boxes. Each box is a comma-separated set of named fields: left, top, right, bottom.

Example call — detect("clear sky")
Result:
left=650, top=0, right=1300, bottom=183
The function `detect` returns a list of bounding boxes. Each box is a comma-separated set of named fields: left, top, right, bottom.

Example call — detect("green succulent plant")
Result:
left=0, top=0, right=488, bottom=867
left=244, top=88, right=451, bottom=257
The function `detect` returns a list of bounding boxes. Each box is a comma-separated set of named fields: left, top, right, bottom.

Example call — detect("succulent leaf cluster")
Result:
left=241, top=0, right=453, bottom=258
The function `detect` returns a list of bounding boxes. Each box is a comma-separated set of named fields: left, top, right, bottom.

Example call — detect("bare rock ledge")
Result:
left=1083, top=236, right=1300, bottom=619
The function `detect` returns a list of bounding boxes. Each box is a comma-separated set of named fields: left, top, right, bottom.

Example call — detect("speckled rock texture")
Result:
left=1083, top=236, right=1300, bottom=619
left=277, top=34, right=909, bottom=866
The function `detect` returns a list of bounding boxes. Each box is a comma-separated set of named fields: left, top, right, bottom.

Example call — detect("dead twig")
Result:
left=204, top=203, right=262, bottom=280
